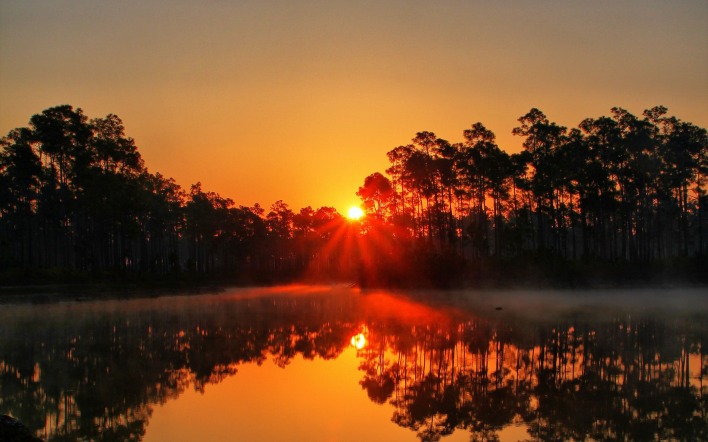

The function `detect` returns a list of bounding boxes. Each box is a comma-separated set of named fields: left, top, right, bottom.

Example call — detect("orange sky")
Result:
left=1, top=0, right=707, bottom=214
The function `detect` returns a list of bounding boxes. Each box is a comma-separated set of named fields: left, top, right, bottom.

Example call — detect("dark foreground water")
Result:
left=0, top=285, right=706, bottom=441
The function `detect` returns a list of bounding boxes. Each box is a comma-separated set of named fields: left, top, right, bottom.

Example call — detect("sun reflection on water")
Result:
left=350, top=326, right=368, bottom=349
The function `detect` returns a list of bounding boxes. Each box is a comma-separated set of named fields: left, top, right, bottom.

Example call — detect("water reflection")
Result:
left=351, top=327, right=368, bottom=350
left=0, top=286, right=706, bottom=441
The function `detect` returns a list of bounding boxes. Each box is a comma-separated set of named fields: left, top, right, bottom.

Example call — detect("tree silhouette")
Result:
left=353, top=105, right=708, bottom=286
left=357, top=172, right=394, bottom=219
left=1, top=104, right=706, bottom=286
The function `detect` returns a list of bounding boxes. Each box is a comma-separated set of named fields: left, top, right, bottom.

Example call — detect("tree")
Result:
left=184, top=182, right=234, bottom=273
left=513, top=109, right=567, bottom=253
left=357, top=172, right=394, bottom=218
left=0, top=128, right=42, bottom=267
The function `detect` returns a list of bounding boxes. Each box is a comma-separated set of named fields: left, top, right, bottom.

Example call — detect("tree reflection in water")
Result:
left=0, top=287, right=705, bottom=441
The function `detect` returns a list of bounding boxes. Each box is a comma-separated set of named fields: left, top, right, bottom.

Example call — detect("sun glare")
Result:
left=350, top=333, right=367, bottom=350
left=347, top=206, right=364, bottom=220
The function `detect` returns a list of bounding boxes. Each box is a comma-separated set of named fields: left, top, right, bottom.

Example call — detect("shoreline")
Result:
left=1, top=277, right=705, bottom=305
left=0, top=282, right=227, bottom=304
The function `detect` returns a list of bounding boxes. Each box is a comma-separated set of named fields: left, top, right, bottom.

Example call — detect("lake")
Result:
left=0, top=285, right=706, bottom=441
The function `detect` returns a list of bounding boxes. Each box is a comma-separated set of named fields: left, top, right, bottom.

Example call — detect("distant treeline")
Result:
left=0, top=105, right=706, bottom=286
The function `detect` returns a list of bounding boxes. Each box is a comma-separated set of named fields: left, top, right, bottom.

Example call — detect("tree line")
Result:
left=0, top=105, right=351, bottom=283
left=356, top=106, right=707, bottom=286
left=1, top=104, right=706, bottom=286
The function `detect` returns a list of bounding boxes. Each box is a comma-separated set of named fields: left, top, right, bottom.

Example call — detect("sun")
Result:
left=347, top=206, right=364, bottom=220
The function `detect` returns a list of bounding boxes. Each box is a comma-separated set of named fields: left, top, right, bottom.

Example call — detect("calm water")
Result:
left=0, top=285, right=706, bottom=441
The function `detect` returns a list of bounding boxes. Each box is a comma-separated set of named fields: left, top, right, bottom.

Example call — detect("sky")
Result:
left=1, top=0, right=707, bottom=214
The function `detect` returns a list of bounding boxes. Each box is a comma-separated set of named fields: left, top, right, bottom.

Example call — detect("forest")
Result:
left=1, top=105, right=706, bottom=287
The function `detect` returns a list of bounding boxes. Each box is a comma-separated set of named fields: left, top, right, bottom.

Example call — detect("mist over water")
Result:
left=430, top=287, right=708, bottom=316
left=0, top=286, right=706, bottom=441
